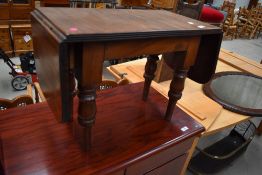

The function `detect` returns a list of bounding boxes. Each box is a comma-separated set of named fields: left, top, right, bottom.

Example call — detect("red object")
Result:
left=17, top=72, right=38, bottom=83
left=200, top=6, right=224, bottom=23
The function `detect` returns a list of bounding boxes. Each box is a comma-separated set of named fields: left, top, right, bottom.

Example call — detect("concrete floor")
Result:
left=186, top=37, right=262, bottom=175
left=221, top=38, right=262, bottom=63
left=0, top=38, right=262, bottom=175
left=0, top=57, right=26, bottom=99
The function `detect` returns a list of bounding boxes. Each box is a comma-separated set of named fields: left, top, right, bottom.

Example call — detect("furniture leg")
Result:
left=180, top=137, right=200, bottom=175
left=75, top=43, right=104, bottom=150
left=77, top=87, right=97, bottom=150
left=165, top=57, right=188, bottom=121
left=143, top=55, right=159, bottom=100
left=164, top=37, right=200, bottom=120
left=33, top=84, right=40, bottom=103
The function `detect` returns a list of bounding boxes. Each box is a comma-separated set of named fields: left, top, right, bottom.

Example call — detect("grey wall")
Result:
left=212, top=0, right=251, bottom=8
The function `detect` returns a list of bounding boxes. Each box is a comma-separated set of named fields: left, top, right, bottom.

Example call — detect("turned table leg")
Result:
left=75, top=43, right=104, bottom=150
left=77, top=87, right=97, bottom=150
left=165, top=65, right=188, bottom=121
left=164, top=37, right=200, bottom=121
left=143, top=55, right=159, bottom=100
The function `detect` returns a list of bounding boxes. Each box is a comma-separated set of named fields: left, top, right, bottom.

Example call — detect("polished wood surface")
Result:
left=32, top=13, right=65, bottom=121
left=32, top=8, right=222, bottom=120
left=108, top=59, right=222, bottom=132
left=0, top=83, right=204, bottom=175
left=32, top=8, right=221, bottom=149
left=33, top=8, right=220, bottom=40
left=107, top=48, right=262, bottom=136
left=107, top=49, right=262, bottom=174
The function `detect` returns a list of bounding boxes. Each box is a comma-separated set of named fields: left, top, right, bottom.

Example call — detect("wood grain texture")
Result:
left=32, top=8, right=221, bottom=150
left=106, top=59, right=228, bottom=132
left=31, top=14, right=64, bottom=121
left=120, top=0, right=148, bottom=7
left=179, top=92, right=222, bottom=121
left=0, top=82, right=204, bottom=175
left=11, top=24, right=33, bottom=54
left=219, top=48, right=262, bottom=76
left=32, top=7, right=222, bottom=124
left=33, top=7, right=221, bottom=42
left=76, top=43, right=105, bottom=150
left=0, top=0, right=35, bottom=21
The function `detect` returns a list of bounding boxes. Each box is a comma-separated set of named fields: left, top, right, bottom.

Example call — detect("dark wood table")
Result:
left=31, top=8, right=222, bottom=149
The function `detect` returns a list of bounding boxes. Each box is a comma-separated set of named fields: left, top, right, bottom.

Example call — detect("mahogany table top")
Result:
left=33, top=8, right=221, bottom=42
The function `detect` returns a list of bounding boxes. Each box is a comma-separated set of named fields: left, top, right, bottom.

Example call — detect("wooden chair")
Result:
left=0, top=82, right=46, bottom=111
left=220, top=0, right=236, bottom=12
left=251, top=5, right=262, bottom=38
left=221, top=1, right=237, bottom=39
left=236, top=7, right=249, bottom=37
left=148, top=0, right=176, bottom=10
left=176, top=0, right=203, bottom=20
left=239, top=5, right=262, bottom=39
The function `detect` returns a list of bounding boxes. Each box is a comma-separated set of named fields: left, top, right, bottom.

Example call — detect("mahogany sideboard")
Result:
left=0, top=83, right=204, bottom=175
left=31, top=8, right=222, bottom=149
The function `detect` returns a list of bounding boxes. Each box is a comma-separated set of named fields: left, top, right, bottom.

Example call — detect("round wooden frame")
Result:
left=203, top=71, right=262, bottom=117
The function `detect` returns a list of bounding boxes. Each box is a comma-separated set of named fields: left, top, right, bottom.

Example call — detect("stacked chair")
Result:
left=237, top=3, right=262, bottom=39
left=221, top=1, right=237, bottom=39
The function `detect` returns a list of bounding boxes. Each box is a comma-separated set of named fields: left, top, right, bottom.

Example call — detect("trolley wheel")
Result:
left=11, top=75, right=29, bottom=91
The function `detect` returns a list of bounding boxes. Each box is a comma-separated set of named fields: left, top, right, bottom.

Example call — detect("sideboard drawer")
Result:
left=126, top=137, right=194, bottom=175
left=145, top=154, right=187, bottom=175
